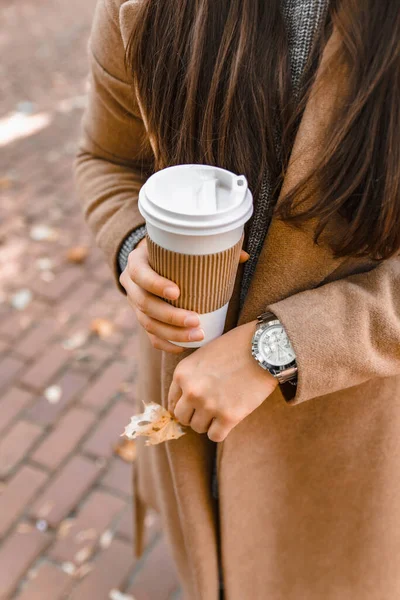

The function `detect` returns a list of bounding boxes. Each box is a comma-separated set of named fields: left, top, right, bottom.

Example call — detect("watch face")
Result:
left=258, top=324, right=296, bottom=367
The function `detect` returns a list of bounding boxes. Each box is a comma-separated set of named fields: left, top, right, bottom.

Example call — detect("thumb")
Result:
left=239, top=250, right=250, bottom=264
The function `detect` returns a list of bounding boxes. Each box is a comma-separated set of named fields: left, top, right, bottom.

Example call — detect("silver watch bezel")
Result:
left=251, top=314, right=297, bottom=383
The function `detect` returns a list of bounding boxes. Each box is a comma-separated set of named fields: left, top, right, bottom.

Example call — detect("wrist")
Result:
left=241, top=321, right=279, bottom=389
left=136, top=237, right=147, bottom=249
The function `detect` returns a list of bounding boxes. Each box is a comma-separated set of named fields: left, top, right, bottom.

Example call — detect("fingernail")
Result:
left=164, top=286, right=179, bottom=300
left=184, top=314, right=200, bottom=328
left=189, top=328, right=205, bottom=342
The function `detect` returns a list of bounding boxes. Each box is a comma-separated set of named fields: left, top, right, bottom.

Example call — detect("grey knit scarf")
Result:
left=239, top=0, right=329, bottom=309
left=118, top=0, right=330, bottom=311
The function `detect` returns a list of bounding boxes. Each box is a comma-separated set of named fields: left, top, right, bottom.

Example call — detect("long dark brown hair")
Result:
left=126, top=0, right=400, bottom=260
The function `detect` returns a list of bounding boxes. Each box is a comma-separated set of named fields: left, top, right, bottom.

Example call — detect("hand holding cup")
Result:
left=119, top=237, right=249, bottom=354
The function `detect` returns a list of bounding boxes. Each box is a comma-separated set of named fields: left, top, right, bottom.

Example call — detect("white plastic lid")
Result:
left=138, top=164, right=253, bottom=236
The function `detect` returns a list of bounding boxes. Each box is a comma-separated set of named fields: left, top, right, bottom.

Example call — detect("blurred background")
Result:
left=0, top=0, right=181, bottom=598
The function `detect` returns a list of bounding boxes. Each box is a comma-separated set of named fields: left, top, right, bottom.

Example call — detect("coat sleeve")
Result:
left=74, top=0, right=155, bottom=295
left=267, top=255, right=400, bottom=404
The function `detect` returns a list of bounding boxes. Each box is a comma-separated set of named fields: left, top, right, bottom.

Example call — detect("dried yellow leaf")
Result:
left=66, top=246, right=89, bottom=264
left=74, top=546, right=93, bottom=564
left=113, top=439, right=137, bottom=463
left=90, top=318, right=115, bottom=339
left=122, top=401, right=186, bottom=446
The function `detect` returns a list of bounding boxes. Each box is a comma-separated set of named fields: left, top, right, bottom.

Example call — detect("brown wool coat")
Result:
left=75, top=1, right=400, bottom=598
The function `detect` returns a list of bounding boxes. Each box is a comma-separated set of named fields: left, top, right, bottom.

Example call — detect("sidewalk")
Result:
left=0, top=0, right=181, bottom=598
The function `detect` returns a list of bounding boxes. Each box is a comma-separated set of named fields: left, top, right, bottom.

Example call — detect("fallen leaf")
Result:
left=118, top=382, right=132, bottom=394
left=122, top=401, right=186, bottom=446
left=0, top=111, right=52, bottom=147
left=66, top=246, right=89, bottom=264
left=44, top=385, right=62, bottom=404
left=113, top=439, right=137, bottom=463
left=57, top=519, right=75, bottom=539
left=36, top=519, right=48, bottom=532
left=26, top=566, right=40, bottom=581
left=10, top=289, right=32, bottom=311
left=35, top=257, right=54, bottom=271
left=75, top=528, right=97, bottom=543
left=74, top=546, right=93, bottom=564
left=109, top=590, right=135, bottom=600
left=0, top=177, right=12, bottom=190
left=99, top=529, right=113, bottom=549
left=16, top=523, right=34, bottom=534
left=62, top=331, right=88, bottom=350
left=30, top=224, right=59, bottom=241
left=90, top=318, right=115, bottom=339
left=61, top=562, right=77, bottom=576
left=36, top=501, right=54, bottom=519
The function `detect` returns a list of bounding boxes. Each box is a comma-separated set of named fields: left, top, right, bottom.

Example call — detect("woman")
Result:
left=75, top=0, right=400, bottom=598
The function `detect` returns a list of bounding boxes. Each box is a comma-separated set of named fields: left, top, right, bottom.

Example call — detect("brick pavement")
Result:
left=0, top=0, right=182, bottom=598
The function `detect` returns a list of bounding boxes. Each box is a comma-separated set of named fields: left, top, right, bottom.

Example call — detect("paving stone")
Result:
left=69, top=538, right=135, bottom=600
left=58, top=279, right=101, bottom=315
left=83, top=401, right=134, bottom=459
left=92, top=261, right=114, bottom=284
left=127, top=537, right=181, bottom=600
left=30, top=455, right=102, bottom=527
left=120, top=333, right=140, bottom=359
left=71, top=342, right=115, bottom=375
left=29, top=265, right=84, bottom=301
left=102, top=457, right=133, bottom=497
left=0, top=339, right=9, bottom=355
left=81, top=361, right=133, bottom=410
left=32, top=406, right=96, bottom=469
left=19, top=343, right=70, bottom=390
left=115, top=506, right=134, bottom=542
left=0, top=421, right=43, bottom=478
left=85, top=288, right=122, bottom=321
left=116, top=506, right=162, bottom=547
left=15, top=562, right=74, bottom=600
left=0, top=355, right=25, bottom=392
left=0, top=302, right=48, bottom=342
left=25, top=369, right=89, bottom=426
left=49, top=489, right=125, bottom=563
left=0, top=526, right=51, bottom=600
left=13, top=317, right=58, bottom=359
left=0, top=466, right=47, bottom=538
left=0, top=0, right=167, bottom=594
left=114, top=305, right=138, bottom=331
left=0, top=387, right=34, bottom=433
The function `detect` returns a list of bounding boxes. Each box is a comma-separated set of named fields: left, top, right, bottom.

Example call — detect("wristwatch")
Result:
left=251, top=311, right=298, bottom=399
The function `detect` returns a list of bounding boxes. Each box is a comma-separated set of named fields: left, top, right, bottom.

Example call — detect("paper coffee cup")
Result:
left=138, top=164, right=253, bottom=347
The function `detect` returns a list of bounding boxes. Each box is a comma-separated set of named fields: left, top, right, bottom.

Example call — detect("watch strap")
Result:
left=280, top=377, right=298, bottom=402
left=256, top=311, right=276, bottom=324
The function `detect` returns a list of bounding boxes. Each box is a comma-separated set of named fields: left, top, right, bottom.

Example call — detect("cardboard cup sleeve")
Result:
left=146, top=233, right=244, bottom=313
